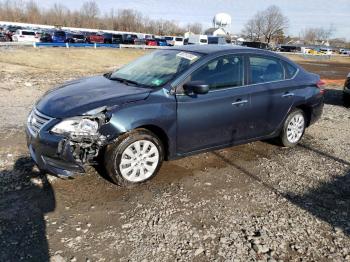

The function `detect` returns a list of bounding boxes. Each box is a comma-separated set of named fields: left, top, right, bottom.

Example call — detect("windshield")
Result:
left=110, top=50, right=202, bottom=88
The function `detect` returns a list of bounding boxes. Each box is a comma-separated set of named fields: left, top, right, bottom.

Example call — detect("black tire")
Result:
left=343, top=93, right=350, bottom=107
left=104, top=129, right=164, bottom=186
left=279, top=109, right=306, bottom=147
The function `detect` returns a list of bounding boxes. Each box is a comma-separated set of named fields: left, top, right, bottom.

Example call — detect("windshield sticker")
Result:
left=151, top=79, right=164, bottom=86
left=176, top=52, right=198, bottom=61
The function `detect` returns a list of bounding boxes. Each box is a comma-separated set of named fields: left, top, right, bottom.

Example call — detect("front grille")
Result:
left=27, top=109, right=53, bottom=136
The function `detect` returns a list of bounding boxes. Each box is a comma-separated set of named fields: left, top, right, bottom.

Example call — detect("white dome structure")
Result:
left=213, top=13, right=232, bottom=28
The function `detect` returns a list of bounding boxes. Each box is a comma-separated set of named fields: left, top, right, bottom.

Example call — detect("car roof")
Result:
left=168, top=45, right=301, bottom=68
left=170, top=45, right=255, bottom=54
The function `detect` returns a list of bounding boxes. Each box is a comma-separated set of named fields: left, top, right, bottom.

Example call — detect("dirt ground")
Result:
left=0, top=48, right=349, bottom=262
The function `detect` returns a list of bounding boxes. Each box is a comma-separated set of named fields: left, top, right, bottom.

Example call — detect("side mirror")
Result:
left=183, top=81, right=209, bottom=95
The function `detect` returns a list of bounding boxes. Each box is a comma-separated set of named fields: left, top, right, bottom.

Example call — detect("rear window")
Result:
left=54, top=31, right=65, bottom=37
left=175, top=37, right=183, bottom=41
left=22, top=31, right=35, bottom=36
left=208, top=37, right=218, bottom=44
left=249, top=56, right=284, bottom=84
left=165, top=37, right=173, bottom=40
left=200, top=39, right=208, bottom=43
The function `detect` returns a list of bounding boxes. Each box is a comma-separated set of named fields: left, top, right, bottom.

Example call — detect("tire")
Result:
left=343, top=93, right=350, bottom=107
left=104, top=129, right=164, bottom=186
left=279, top=109, right=306, bottom=147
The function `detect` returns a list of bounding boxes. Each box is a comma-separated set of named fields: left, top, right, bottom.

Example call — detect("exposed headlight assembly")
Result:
left=51, top=117, right=99, bottom=136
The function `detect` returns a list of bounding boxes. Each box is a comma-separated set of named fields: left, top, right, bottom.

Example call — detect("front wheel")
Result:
left=279, top=109, right=306, bottom=147
left=104, top=129, right=164, bottom=186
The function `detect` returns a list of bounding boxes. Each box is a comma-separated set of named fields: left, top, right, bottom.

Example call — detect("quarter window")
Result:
left=190, top=55, right=244, bottom=90
left=249, top=56, right=284, bottom=84
left=283, top=61, right=298, bottom=79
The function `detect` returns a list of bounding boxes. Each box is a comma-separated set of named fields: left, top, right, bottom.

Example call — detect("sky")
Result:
left=39, top=0, right=350, bottom=39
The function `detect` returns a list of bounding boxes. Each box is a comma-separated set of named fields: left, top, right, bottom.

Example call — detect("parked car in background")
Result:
left=4, top=25, right=22, bottom=41
left=339, top=49, right=350, bottom=55
left=26, top=45, right=324, bottom=185
left=165, top=36, right=184, bottom=46
left=12, top=30, right=39, bottom=42
left=66, top=33, right=86, bottom=43
left=121, top=34, right=138, bottom=44
left=344, top=73, right=350, bottom=106
left=242, top=41, right=269, bottom=49
left=52, top=31, right=66, bottom=43
left=102, top=33, right=123, bottom=44
left=188, top=35, right=208, bottom=45
left=156, top=38, right=167, bottom=46
left=39, top=32, right=52, bottom=42
left=145, top=39, right=157, bottom=46
left=85, top=32, right=104, bottom=44
left=0, top=32, right=7, bottom=42
left=208, top=36, right=226, bottom=45
left=134, top=38, right=157, bottom=46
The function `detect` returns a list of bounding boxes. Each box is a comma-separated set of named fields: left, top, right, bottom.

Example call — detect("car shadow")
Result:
left=324, top=88, right=347, bottom=107
left=212, top=143, right=350, bottom=237
left=0, top=157, right=55, bottom=262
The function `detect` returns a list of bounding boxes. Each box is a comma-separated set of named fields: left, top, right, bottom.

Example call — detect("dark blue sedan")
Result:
left=26, top=45, right=324, bottom=185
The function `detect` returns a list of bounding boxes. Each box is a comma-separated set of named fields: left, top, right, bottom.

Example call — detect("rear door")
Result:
left=176, top=54, right=252, bottom=154
left=246, top=54, right=296, bottom=137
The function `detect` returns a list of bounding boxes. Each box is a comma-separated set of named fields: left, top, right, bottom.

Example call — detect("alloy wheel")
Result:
left=286, top=113, right=305, bottom=143
left=119, top=140, right=160, bottom=182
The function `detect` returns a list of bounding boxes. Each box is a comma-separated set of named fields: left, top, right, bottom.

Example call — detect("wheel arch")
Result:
left=136, top=125, right=170, bottom=160
left=295, top=105, right=312, bottom=127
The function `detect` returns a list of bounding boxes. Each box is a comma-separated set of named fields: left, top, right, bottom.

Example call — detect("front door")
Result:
left=176, top=54, right=251, bottom=154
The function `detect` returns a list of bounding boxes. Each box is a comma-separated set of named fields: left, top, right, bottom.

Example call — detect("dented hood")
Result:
left=36, top=75, right=151, bottom=118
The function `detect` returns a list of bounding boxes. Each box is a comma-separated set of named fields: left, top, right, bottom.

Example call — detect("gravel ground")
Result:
left=0, top=49, right=349, bottom=262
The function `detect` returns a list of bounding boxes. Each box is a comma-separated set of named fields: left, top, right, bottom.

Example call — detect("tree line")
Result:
left=0, top=0, right=203, bottom=35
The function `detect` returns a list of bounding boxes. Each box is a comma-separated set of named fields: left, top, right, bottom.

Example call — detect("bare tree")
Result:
left=261, top=6, right=288, bottom=44
left=0, top=0, right=201, bottom=35
left=25, top=0, right=41, bottom=23
left=80, top=0, right=100, bottom=28
left=300, top=25, right=336, bottom=44
left=186, top=22, right=202, bottom=34
left=242, top=5, right=288, bottom=44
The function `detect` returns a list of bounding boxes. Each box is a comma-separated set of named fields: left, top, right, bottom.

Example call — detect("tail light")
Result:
left=316, top=80, right=326, bottom=94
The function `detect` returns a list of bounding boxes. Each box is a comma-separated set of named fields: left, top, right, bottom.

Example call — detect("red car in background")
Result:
left=85, top=33, right=104, bottom=43
left=145, top=39, right=157, bottom=46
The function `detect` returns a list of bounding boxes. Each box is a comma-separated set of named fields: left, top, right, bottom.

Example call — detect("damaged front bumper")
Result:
left=26, top=126, right=87, bottom=178
left=26, top=110, right=111, bottom=178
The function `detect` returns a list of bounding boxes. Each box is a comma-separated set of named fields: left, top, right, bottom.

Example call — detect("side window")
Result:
left=190, top=55, right=244, bottom=90
left=283, top=61, right=298, bottom=79
left=249, top=56, right=284, bottom=84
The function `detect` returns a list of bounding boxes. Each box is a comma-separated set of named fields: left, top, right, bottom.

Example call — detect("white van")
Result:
left=165, top=36, right=184, bottom=46
left=12, top=30, right=39, bottom=42
left=188, top=35, right=208, bottom=45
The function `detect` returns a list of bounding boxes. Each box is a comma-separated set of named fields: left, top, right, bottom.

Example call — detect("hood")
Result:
left=36, top=75, right=151, bottom=118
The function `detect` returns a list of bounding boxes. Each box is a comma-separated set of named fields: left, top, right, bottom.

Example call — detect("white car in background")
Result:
left=188, top=34, right=208, bottom=45
left=12, top=30, right=39, bottom=42
left=165, top=36, right=184, bottom=46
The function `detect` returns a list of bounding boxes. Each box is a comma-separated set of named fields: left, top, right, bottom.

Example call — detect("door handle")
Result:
left=282, top=92, right=295, bottom=98
left=232, top=99, right=248, bottom=106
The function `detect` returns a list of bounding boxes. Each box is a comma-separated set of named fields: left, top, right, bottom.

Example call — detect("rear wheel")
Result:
left=104, top=129, right=164, bottom=186
left=343, top=92, right=350, bottom=107
left=279, top=109, right=306, bottom=147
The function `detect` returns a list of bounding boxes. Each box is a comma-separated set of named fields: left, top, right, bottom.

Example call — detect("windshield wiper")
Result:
left=109, top=77, right=141, bottom=87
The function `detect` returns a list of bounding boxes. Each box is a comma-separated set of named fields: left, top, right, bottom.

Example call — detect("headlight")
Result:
left=51, top=117, right=99, bottom=135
